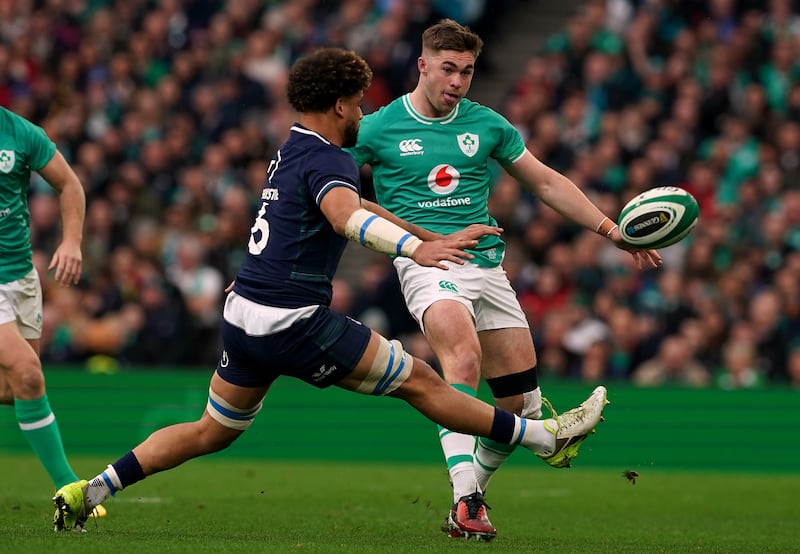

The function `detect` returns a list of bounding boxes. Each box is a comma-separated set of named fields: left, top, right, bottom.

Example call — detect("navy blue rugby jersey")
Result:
left=233, top=124, right=361, bottom=308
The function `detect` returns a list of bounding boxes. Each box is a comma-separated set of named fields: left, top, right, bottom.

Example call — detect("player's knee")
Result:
left=205, top=387, right=262, bottom=432
left=388, top=356, right=443, bottom=402
left=354, top=337, right=413, bottom=396
left=440, top=350, right=481, bottom=387
left=10, top=361, right=45, bottom=399
left=487, top=367, right=542, bottom=418
left=0, top=384, right=12, bottom=405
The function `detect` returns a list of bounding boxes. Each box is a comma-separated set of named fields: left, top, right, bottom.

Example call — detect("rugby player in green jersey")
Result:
left=348, top=19, right=662, bottom=540
left=0, top=107, right=105, bottom=517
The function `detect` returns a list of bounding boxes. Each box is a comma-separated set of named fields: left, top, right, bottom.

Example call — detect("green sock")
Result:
left=15, top=395, right=78, bottom=488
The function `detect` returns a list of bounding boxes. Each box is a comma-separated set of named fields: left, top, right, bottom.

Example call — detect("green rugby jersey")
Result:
left=348, top=94, right=525, bottom=267
left=0, top=107, right=57, bottom=283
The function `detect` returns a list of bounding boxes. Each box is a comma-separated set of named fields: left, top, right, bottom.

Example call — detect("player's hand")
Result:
left=607, top=228, right=663, bottom=269
left=49, top=240, right=82, bottom=286
left=444, top=224, right=503, bottom=242
left=412, top=237, right=479, bottom=270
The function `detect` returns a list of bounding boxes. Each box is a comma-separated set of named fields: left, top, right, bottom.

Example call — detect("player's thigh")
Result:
left=422, top=299, right=481, bottom=371
left=197, top=370, right=273, bottom=446
left=209, top=370, right=271, bottom=412
left=0, top=321, right=41, bottom=375
left=336, top=329, right=434, bottom=398
left=472, top=266, right=536, bottom=377
left=478, top=327, right=536, bottom=379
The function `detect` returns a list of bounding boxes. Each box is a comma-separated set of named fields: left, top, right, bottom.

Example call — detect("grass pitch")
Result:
left=1, top=453, right=797, bottom=553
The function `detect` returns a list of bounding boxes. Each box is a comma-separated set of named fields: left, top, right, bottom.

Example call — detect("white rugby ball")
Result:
left=618, top=186, right=699, bottom=249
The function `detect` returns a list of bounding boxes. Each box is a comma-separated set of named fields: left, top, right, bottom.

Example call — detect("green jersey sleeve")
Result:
left=488, top=109, right=526, bottom=166
left=18, top=114, right=57, bottom=171
left=346, top=110, right=381, bottom=167
left=0, top=108, right=57, bottom=283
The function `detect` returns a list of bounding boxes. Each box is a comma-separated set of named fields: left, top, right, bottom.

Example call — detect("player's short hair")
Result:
left=422, top=18, right=483, bottom=58
left=287, top=48, right=372, bottom=113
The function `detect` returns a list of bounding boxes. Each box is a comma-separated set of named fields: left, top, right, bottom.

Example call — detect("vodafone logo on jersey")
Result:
left=427, top=164, right=460, bottom=194
left=398, top=139, right=424, bottom=156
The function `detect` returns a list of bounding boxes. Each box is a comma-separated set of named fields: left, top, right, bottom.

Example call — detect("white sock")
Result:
left=440, top=428, right=479, bottom=501
left=450, top=466, right=480, bottom=501
left=85, top=465, right=123, bottom=509
left=515, top=417, right=557, bottom=456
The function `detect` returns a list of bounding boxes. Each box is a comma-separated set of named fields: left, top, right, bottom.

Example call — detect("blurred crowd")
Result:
left=4, top=0, right=799, bottom=389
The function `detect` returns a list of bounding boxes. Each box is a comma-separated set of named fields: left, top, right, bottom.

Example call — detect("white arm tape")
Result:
left=344, top=208, right=423, bottom=258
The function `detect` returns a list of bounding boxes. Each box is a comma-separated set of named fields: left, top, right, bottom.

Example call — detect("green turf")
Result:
left=1, top=454, right=798, bottom=553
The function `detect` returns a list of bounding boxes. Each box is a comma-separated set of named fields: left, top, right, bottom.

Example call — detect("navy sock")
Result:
left=112, top=451, right=146, bottom=488
left=488, top=407, right=516, bottom=444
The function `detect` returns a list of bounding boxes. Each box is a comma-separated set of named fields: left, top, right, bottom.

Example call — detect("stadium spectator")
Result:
left=166, top=233, right=224, bottom=365
left=631, top=334, right=711, bottom=388
left=716, top=338, right=765, bottom=390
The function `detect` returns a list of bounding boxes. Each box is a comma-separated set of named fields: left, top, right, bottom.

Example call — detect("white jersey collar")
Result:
left=401, top=94, right=460, bottom=125
left=290, top=124, right=331, bottom=144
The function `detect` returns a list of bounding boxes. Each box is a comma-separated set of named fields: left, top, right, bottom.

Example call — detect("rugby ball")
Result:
left=618, top=187, right=699, bottom=249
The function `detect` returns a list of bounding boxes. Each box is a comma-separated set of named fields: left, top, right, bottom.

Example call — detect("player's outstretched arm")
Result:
left=506, top=150, right=662, bottom=269
left=361, top=199, right=441, bottom=241
left=321, top=187, right=480, bottom=269
left=361, top=199, right=502, bottom=243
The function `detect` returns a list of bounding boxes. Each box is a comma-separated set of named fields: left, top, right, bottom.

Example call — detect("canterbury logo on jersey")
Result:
left=438, top=280, right=458, bottom=293
left=398, top=139, right=424, bottom=156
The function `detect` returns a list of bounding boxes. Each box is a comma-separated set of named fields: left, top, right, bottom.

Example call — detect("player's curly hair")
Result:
left=422, top=18, right=483, bottom=58
left=287, top=48, right=373, bottom=113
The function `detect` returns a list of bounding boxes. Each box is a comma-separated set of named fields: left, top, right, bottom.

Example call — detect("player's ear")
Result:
left=334, top=97, right=346, bottom=118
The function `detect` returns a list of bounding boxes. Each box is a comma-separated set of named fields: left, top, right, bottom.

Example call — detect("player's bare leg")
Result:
left=474, top=327, right=539, bottom=490
left=54, top=371, right=270, bottom=531
left=336, top=330, right=606, bottom=541
left=418, top=300, right=498, bottom=540
left=0, top=322, right=90, bottom=498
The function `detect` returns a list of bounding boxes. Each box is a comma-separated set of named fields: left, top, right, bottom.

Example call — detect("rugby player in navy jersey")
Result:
left=52, top=48, right=607, bottom=534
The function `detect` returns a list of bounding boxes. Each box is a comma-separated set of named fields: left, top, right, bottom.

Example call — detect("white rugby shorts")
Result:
left=392, top=257, right=529, bottom=333
left=0, top=269, right=43, bottom=339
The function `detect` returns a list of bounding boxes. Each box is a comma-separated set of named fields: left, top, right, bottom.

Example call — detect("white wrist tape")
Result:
left=344, top=208, right=422, bottom=258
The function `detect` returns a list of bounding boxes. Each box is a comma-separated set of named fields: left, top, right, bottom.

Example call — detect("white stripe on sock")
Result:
left=104, top=464, right=124, bottom=490
left=18, top=412, right=55, bottom=430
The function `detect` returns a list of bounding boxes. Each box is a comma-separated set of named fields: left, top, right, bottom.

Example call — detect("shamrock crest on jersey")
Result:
left=457, top=133, right=479, bottom=157
left=0, top=150, right=16, bottom=173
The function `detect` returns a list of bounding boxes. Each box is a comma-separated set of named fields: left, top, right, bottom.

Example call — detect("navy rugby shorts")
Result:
left=216, top=304, right=371, bottom=388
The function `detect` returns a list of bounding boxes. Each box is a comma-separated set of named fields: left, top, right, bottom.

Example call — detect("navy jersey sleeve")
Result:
left=307, top=149, right=361, bottom=205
